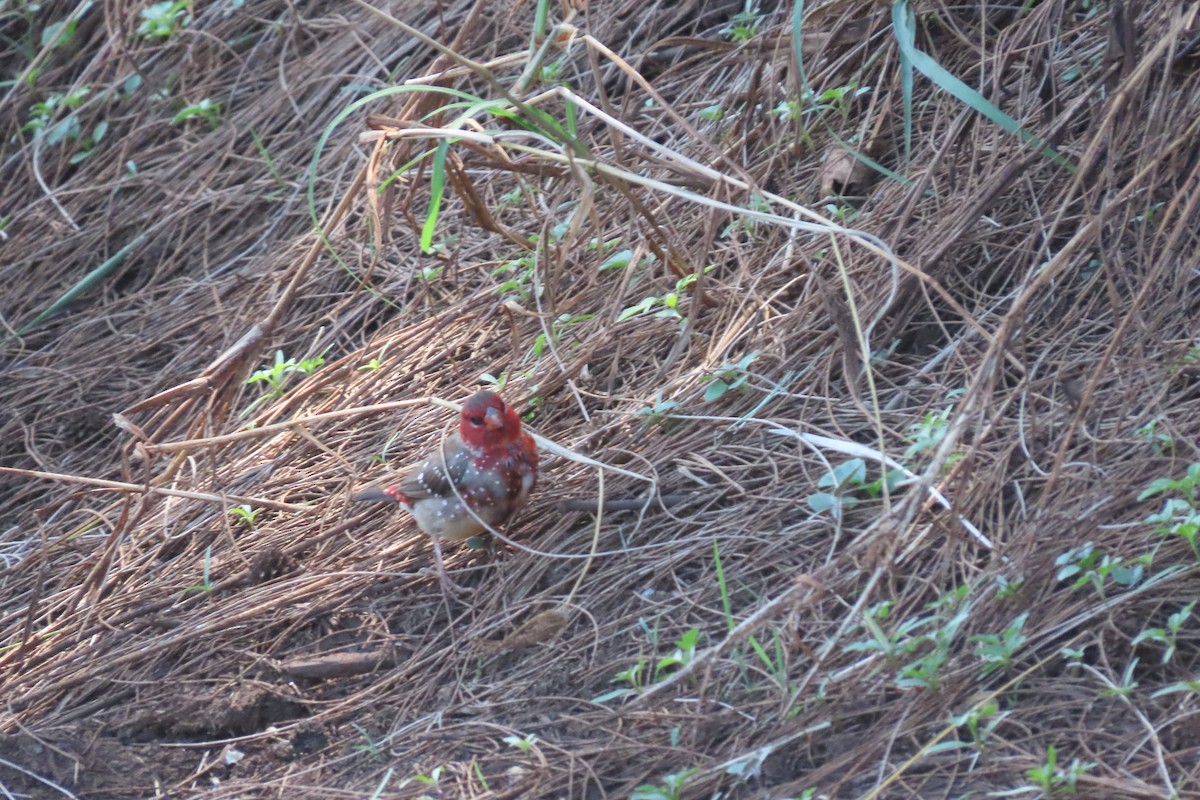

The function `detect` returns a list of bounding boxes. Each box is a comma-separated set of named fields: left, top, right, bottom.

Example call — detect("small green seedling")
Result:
left=246, top=350, right=325, bottom=402
left=228, top=504, right=259, bottom=528
left=971, top=612, right=1028, bottom=678
left=172, top=98, right=222, bottom=127
left=138, top=1, right=190, bottom=39
left=636, top=393, right=681, bottom=432
left=1055, top=542, right=1148, bottom=599
left=182, top=546, right=215, bottom=595
left=720, top=3, right=762, bottom=42
left=1132, top=601, right=1195, bottom=664
left=702, top=351, right=758, bottom=402
left=502, top=734, right=538, bottom=754
left=631, top=769, right=698, bottom=800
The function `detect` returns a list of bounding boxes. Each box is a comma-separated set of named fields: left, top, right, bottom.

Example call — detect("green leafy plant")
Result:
left=720, top=3, right=762, bottom=42
left=1176, top=344, right=1200, bottom=373
left=525, top=313, right=594, bottom=363
left=845, top=587, right=972, bottom=692
left=418, top=264, right=444, bottom=281
left=844, top=600, right=924, bottom=662
left=1140, top=463, right=1200, bottom=559
left=1144, top=470, right=1200, bottom=504
left=536, top=58, right=568, bottom=85
left=595, top=626, right=703, bottom=703
left=402, top=764, right=444, bottom=795
left=618, top=268, right=713, bottom=326
left=822, top=201, right=858, bottom=222
left=896, top=586, right=971, bottom=691
left=807, top=458, right=868, bottom=516
left=635, top=393, right=681, bottom=432
left=655, top=627, right=700, bottom=674
left=631, top=768, right=698, bottom=800
left=720, top=194, right=772, bottom=238
left=1132, top=601, right=1195, bottom=664
left=351, top=722, right=386, bottom=762
left=22, top=85, right=107, bottom=162
left=971, top=612, right=1028, bottom=679
left=172, top=97, right=222, bottom=127
left=1054, top=542, right=1148, bottom=599
left=496, top=187, right=527, bottom=210
left=138, top=0, right=190, bottom=40
left=770, top=82, right=871, bottom=124
left=1099, top=657, right=1140, bottom=700
left=713, top=538, right=792, bottom=698
left=246, top=350, right=325, bottom=404
left=993, top=573, right=1025, bottom=601
left=943, top=702, right=1009, bottom=753
left=40, top=6, right=87, bottom=53
left=502, top=733, right=538, bottom=754
left=1152, top=678, right=1200, bottom=699
left=492, top=251, right=538, bottom=303
left=904, top=407, right=952, bottom=459
left=1025, top=744, right=1095, bottom=795
left=701, top=351, right=758, bottom=402
left=596, top=244, right=636, bottom=271
left=1136, top=418, right=1175, bottom=455
left=807, top=459, right=905, bottom=516
left=228, top=504, right=259, bottom=528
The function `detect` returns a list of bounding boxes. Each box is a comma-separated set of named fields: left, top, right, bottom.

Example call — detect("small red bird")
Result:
left=354, top=390, right=538, bottom=588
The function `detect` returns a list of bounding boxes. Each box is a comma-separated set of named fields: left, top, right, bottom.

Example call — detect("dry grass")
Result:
left=3, top=0, right=1200, bottom=797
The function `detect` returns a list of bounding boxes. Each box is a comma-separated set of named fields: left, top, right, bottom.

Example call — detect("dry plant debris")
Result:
left=2, top=0, right=1200, bottom=798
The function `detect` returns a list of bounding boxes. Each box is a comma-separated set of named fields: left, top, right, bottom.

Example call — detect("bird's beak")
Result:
left=485, top=406, right=504, bottom=431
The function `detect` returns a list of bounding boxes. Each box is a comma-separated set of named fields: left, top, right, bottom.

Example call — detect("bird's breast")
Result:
left=409, top=496, right=488, bottom=541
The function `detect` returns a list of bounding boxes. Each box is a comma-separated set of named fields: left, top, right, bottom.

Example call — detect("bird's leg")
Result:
left=429, top=535, right=471, bottom=595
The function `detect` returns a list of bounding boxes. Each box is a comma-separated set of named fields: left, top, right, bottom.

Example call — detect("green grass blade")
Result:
left=15, top=232, right=145, bottom=336
left=895, top=2, right=914, bottom=162
left=420, top=138, right=449, bottom=253
left=714, top=538, right=735, bottom=632
left=790, top=0, right=808, bottom=89
left=891, top=1, right=1073, bottom=170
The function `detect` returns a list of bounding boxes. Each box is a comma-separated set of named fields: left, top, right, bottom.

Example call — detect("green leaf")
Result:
left=1138, top=477, right=1176, bottom=501
left=41, top=17, right=77, bottom=49
left=122, top=74, right=143, bottom=95
left=806, top=492, right=838, bottom=514
left=818, top=458, right=867, bottom=489
left=592, top=687, right=634, bottom=703
left=704, top=379, right=728, bottom=402
left=618, top=296, right=658, bottom=322
left=45, top=117, right=75, bottom=145
left=598, top=248, right=634, bottom=271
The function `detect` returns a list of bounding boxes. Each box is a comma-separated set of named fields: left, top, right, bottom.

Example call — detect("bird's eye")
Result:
left=468, top=415, right=484, bottom=426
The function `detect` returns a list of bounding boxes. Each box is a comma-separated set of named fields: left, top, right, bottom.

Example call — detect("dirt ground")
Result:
left=3, top=0, right=1200, bottom=798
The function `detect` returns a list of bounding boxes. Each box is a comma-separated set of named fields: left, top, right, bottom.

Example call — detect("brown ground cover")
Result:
left=3, top=1, right=1200, bottom=797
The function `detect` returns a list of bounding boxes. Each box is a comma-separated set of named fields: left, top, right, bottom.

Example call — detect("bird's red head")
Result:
left=459, top=390, right=524, bottom=448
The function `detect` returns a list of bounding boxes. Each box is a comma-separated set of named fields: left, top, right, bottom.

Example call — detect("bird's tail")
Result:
left=352, top=486, right=401, bottom=503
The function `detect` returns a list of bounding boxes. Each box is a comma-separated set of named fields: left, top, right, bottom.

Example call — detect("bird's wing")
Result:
left=392, top=433, right=474, bottom=501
